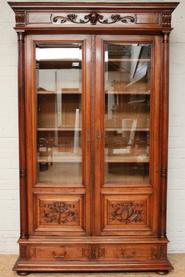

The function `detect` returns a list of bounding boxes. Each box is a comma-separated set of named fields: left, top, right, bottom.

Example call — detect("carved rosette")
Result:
left=40, top=200, right=79, bottom=225
left=151, top=245, right=166, bottom=260
left=120, top=248, right=136, bottom=258
left=82, top=247, right=91, bottom=259
left=97, top=247, right=105, bottom=259
left=109, top=201, right=145, bottom=224
left=51, top=12, right=136, bottom=25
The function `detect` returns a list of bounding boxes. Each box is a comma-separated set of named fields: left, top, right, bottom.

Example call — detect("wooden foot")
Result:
left=17, top=272, right=30, bottom=276
left=157, top=271, right=169, bottom=275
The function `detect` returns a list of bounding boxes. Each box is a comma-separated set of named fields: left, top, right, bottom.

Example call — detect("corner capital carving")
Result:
left=15, top=11, right=26, bottom=27
left=162, top=11, right=171, bottom=28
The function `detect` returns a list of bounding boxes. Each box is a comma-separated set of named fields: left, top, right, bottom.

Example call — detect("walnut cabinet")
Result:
left=9, top=2, right=178, bottom=275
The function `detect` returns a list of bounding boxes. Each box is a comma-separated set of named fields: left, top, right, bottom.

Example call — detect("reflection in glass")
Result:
left=104, top=43, right=151, bottom=185
left=36, top=44, right=82, bottom=184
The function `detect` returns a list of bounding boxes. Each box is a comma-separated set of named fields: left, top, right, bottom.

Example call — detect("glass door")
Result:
left=25, top=35, right=92, bottom=236
left=94, top=35, right=161, bottom=236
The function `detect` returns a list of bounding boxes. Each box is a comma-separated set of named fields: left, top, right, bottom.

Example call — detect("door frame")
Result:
left=94, top=35, right=162, bottom=236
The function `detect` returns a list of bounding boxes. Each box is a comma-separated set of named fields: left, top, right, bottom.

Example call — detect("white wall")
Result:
left=168, top=0, right=185, bottom=253
left=0, top=0, right=184, bottom=253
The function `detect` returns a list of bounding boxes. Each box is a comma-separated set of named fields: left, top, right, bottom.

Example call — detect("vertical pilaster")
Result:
left=160, top=32, right=170, bottom=238
left=17, top=31, right=28, bottom=239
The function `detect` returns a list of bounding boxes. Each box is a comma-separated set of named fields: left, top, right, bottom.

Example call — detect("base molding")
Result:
left=14, top=259, right=173, bottom=273
left=13, top=237, right=173, bottom=273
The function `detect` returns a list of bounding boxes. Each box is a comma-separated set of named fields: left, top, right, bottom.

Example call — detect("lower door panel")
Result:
left=101, top=193, right=153, bottom=236
left=33, top=193, right=87, bottom=236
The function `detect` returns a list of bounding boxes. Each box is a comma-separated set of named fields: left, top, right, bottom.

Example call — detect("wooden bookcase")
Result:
left=9, top=2, right=178, bottom=275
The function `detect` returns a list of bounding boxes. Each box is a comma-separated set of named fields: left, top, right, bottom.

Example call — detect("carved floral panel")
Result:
left=39, top=199, right=80, bottom=226
left=107, top=199, right=147, bottom=225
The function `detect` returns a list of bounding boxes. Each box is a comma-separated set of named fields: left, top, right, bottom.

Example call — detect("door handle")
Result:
left=54, top=255, right=65, bottom=258
left=87, top=128, right=90, bottom=144
left=96, top=130, right=101, bottom=143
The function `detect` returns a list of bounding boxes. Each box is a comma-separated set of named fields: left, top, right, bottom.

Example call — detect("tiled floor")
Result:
left=0, top=254, right=185, bottom=277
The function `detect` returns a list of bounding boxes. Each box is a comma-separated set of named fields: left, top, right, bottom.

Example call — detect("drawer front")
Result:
left=27, top=245, right=91, bottom=261
left=25, top=243, right=167, bottom=262
left=94, top=244, right=167, bottom=261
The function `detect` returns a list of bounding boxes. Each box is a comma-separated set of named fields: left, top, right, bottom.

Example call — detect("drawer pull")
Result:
left=53, top=251, right=66, bottom=259
left=54, top=255, right=65, bottom=258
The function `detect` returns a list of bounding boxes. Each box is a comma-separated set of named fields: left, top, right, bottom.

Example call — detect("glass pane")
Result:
left=36, top=43, right=82, bottom=185
left=104, top=43, right=151, bottom=185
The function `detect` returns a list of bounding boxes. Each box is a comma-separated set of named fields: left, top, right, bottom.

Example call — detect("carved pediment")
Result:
left=51, top=12, right=137, bottom=25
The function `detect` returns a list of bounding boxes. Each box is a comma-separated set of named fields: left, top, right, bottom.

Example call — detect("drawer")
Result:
left=95, top=244, right=167, bottom=261
left=24, top=243, right=167, bottom=262
left=27, top=245, right=91, bottom=261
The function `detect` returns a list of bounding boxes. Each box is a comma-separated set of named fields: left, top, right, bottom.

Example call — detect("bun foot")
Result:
left=17, top=272, right=30, bottom=276
left=157, top=271, right=169, bottom=275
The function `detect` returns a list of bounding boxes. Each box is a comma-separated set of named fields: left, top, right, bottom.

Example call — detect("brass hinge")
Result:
left=161, top=168, right=167, bottom=178
left=20, top=168, right=26, bottom=178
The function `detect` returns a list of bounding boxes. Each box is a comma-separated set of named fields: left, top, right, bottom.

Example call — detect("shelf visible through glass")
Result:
left=104, top=42, right=151, bottom=185
left=36, top=43, right=82, bottom=185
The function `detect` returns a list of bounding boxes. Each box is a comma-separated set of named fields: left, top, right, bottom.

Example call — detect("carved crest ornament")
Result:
left=51, top=12, right=137, bottom=25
